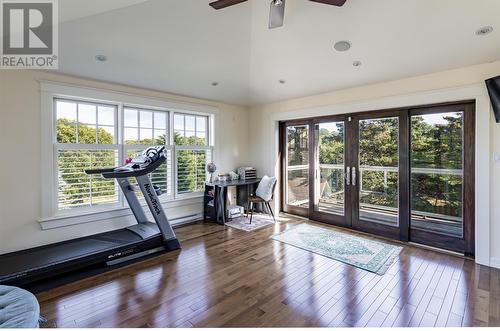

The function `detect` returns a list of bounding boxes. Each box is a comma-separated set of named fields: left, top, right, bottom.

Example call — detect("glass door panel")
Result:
left=314, top=121, right=345, bottom=216
left=358, top=117, right=399, bottom=226
left=410, top=111, right=464, bottom=238
left=285, top=125, right=310, bottom=211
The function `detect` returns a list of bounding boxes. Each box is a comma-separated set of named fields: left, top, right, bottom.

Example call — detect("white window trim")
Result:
left=40, top=80, right=219, bottom=229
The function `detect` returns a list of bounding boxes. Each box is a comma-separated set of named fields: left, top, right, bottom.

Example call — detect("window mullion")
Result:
left=95, top=106, right=99, bottom=144
left=76, top=103, right=79, bottom=144
left=137, top=109, right=141, bottom=142
left=118, top=103, right=124, bottom=207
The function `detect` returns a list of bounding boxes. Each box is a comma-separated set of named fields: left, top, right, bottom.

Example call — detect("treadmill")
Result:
left=0, top=146, right=180, bottom=291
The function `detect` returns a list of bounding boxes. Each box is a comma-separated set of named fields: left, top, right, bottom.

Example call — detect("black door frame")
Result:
left=279, top=101, right=475, bottom=256
left=280, top=119, right=311, bottom=218
left=308, top=114, right=352, bottom=228
left=407, top=103, right=475, bottom=256
left=349, top=109, right=409, bottom=242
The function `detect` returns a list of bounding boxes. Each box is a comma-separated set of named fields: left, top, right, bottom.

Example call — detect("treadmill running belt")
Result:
left=0, top=239, right=118, bottom=276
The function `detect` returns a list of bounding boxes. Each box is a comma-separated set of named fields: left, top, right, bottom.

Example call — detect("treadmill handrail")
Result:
left=84, top=168, right=117, bottom=175
left=101, top=155, right=166, bottom=178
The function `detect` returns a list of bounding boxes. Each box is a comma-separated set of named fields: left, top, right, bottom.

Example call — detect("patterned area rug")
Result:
left=271, top=223, right=402, bottom=275
left=225, top=214, right=275, bottom=232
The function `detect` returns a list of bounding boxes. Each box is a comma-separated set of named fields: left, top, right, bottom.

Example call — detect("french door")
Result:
left=310, top=116, right=352, bottom=227
left=351, top=111, right=408, bottom=241
left=280, top=102, right=475, bottom=255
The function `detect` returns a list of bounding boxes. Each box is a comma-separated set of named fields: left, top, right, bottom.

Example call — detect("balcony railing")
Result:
left=286, top=163, right=463, bottom=235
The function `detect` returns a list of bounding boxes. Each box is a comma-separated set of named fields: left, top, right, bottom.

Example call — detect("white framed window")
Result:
left=173, top=113, right=211, bottom=197
left=41, top=81, right=217, bottom=222
left=55, top=99, right=120, bottom=211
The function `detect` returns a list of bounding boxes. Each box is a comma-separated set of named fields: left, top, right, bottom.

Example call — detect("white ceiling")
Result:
left=59, top=0, right=148, bottom=22
left=57, top=0, right=500, bottom=106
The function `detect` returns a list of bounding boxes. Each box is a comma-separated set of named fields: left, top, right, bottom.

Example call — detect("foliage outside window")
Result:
left=286, top=125, right=309, bottom=207
left=317, top=122, right=345, bottom=215
left=286, top=113, right=464, bottom=231
left=56, top=100, right=119, bottom=210
left=410, top=112, right=463, bottom=220
left=358, top=117, right=399, bottom=210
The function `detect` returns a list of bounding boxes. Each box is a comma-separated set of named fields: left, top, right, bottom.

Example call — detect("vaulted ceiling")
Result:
left=58, top=0, right=500, bottom=106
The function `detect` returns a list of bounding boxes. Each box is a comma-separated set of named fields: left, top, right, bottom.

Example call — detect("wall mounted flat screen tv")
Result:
left=486, top=75, right=500, bottom=123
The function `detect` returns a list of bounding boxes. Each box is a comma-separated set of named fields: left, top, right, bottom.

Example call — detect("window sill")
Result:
left=39, top=194, right=203, bottom=230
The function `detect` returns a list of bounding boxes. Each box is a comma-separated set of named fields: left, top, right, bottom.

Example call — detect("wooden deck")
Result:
left=37, top=214, right=499, bottom=328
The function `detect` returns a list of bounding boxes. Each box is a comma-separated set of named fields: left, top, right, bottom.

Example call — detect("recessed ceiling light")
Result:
left=95, top=54, right=107, bottom=62
left=353, top=60, right=362, bottom=67
left=211, top=82, right=219, bottom=86
left=334, top=40, right=351, bottom=52
left=476, top=26, right=493, bottom=36
left=279, top=79, right=286, bottom=84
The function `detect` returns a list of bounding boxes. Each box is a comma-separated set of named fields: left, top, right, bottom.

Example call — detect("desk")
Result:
left=204, top=178, right=261, bottom=224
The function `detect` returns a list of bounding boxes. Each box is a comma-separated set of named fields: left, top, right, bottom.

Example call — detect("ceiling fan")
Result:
left=209, top=0, right=347, bottom=29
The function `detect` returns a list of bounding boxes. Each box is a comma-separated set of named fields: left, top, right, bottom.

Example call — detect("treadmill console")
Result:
left=117, top=146, right=166, bottom=171
left=85, top=146, right=166, bottom=178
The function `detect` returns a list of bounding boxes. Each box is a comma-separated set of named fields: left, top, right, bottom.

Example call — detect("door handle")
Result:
left=345, top=167, right=350, bottom=186
left=352, top=167, right=357, bottom=187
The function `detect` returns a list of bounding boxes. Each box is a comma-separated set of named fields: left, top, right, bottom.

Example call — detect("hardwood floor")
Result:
left=37, top=214, right=499, bottom=328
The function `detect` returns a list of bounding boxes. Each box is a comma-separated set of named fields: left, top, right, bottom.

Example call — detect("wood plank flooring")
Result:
left=36, top=214, right=500, bottom=328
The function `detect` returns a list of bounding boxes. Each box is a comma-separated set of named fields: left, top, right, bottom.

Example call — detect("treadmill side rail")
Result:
left=117, top=177, right=150, bottom=224
left=136, top=175, right=178, bottom=242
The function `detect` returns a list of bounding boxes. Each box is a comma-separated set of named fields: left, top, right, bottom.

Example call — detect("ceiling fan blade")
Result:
left=309, top=0, right=347, bottom=6
left=209, top=0, right=248, bottom=10
left=269, top=0, right=285, bottom=29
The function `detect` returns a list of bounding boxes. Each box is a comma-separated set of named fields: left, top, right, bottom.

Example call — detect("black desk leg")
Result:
left=215, top=185, right=221, bottom=224
left=247, top=184, right=250, bottom=213
left=218, top=186, right=226, bottom=224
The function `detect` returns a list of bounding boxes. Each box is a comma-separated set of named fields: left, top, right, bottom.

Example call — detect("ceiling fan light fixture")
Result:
left=269, top=0, right=285, bottom=29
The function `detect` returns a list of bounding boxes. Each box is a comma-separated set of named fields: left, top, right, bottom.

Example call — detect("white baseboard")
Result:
left=490, top=257, right=500, bottom=269
left=171, top=213, right=203, bottom=227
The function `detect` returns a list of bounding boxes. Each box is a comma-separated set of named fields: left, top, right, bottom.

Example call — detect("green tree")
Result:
left=318, top=125, right=344, bottom=165
left=287, top=126, right=308, bottom=166
left=175, top=132, right=207, bottom=193
left=317, top=124, right=344, bottom=202
left=57, top=120, right=210, bottom=207
left=357, top=118, right=399, bottom=208
left=410, top=114, right=463, bottom=217
left=315, top=114, right=464, bottom=216
left=57, top=119, right=116, bottom=208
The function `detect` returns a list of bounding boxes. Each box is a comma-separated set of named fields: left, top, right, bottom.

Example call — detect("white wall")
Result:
left=0, top=70, right=250, bottom=254
left=249, top=61, right=500, bottom=268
